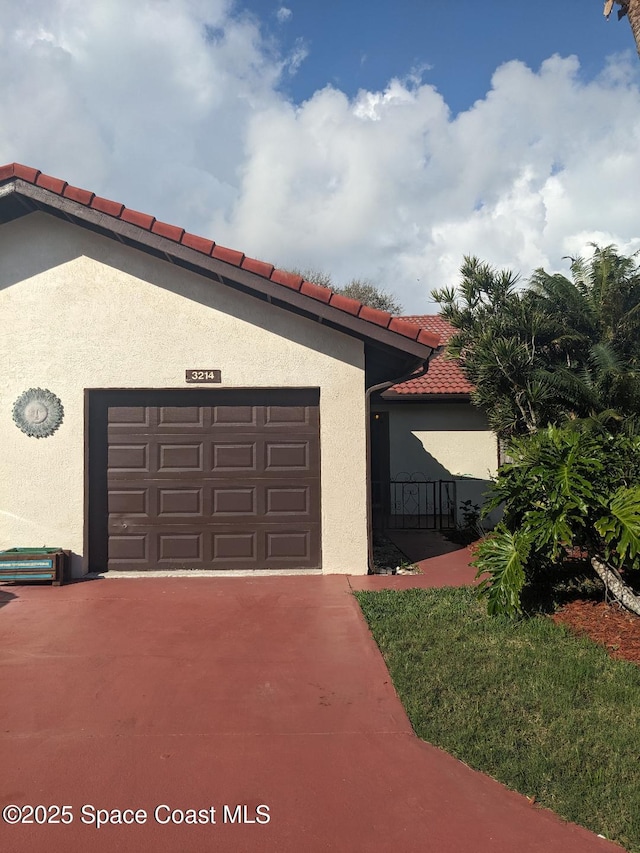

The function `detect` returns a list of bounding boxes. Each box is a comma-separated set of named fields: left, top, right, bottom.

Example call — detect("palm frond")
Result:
left=588, top=342, right=624, bottom=376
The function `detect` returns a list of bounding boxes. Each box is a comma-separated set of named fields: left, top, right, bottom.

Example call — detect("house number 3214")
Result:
left=185, top=370, right=222, bottom=383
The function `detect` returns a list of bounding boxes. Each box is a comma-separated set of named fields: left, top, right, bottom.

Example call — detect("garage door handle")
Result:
left=122, top=523, right=128, bottom=529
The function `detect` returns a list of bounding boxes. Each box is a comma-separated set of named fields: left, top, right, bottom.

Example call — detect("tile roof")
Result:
left=0, top=163, right=440, bottom=352
left=387, top=316, right=474, bottom=396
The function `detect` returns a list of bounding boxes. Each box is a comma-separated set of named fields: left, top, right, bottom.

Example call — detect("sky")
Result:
left=1, top=0, right=640, bottom=313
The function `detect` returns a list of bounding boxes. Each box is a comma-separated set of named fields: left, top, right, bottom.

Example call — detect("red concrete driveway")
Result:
left=0, top=575, right=620, bottom=853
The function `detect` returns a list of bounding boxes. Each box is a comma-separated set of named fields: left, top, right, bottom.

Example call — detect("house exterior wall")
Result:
left=374, top=401, right=500, bottom=525
left=0, top=213, right=368, bottom=576
left=386, top=403, right=497, bottom=480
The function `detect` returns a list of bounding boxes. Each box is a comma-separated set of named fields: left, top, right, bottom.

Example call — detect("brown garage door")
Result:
left=88, top=389, right=321, bottom=571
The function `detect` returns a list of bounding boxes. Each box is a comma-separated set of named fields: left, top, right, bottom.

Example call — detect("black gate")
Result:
left=372, top=474, right=456, bottom=531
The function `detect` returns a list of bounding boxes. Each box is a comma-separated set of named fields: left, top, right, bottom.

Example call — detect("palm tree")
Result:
left=604, top=1, right=640, bottom=56
left=433, top=247, right=640, bottom=438
left=529, top=245, right=640, bottom=426
left=434, top=250, right=640, bottom=616
left=432, top=257, right=564, bottom=439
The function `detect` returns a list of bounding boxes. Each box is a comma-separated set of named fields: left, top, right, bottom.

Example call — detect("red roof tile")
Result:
left=36, top=173, right=67, bottom=194
left=90, top=195, right=125, bottom=216
left=63, top=184, right=95, bottom=205
left=388, top=316, right=473, bottom=396
left=387, top=317, right=421, bottom=340
left=211, top=244, right=244, bottom=266
left=328, top=292, right=361, bottom=316
left=357, top=304, right=392, bottom=327
left=180, top=232, right=215, bottom=255
left=241, top=256, right=274, bottom=278
left=151, top=220, right=185, bottom=242
left=120, top=208, right=156, bottom=229
left=2, top=164, right=41, bottom=183
left=0, top=162, right=440, bottom=352
left=270, top=268, right=303, bottom=291
left=300, top=279, right=333, bottom=304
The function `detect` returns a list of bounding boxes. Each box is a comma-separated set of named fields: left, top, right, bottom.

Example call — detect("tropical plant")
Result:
left=475, top=425, right=640, bottom=617
left=432, top=256, right=565, bottom=438
left=448, top=499, right=484, bottom=546
left=475, top=527, right=531, bottom=617
left=529, top=245, right=640, bottom=421
left=432, top=247, right=640, bottom=439
left=604, top=1, right=640, bottom=56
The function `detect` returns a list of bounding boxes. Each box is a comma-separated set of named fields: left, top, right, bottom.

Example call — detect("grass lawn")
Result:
left=355, top=586, right=640, bottom=853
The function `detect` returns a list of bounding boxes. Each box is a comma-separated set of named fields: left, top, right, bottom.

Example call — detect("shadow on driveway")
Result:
left=0, top=587, right=18, bottom=609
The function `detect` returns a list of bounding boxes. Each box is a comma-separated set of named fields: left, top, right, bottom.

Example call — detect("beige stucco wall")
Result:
left=386, top=404, right=497, bottom=481
left=375, top=402, right=500, bottom=524
left=0, top=212, right=368, bottom=576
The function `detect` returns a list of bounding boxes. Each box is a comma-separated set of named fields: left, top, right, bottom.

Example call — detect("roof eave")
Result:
left=379, top=391, right=472, bottom=402
left=0, top=179, right=437, bottom=363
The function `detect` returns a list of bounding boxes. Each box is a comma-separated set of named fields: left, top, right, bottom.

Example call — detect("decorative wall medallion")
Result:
left=12, top=388, right=64, bottom=438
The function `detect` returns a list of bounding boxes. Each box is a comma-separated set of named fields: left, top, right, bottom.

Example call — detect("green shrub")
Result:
left=475, top=425, right=640, bottom=615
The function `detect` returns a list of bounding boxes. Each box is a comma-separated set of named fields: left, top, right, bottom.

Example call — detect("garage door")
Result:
left=88, top=389, right=321, bottom=571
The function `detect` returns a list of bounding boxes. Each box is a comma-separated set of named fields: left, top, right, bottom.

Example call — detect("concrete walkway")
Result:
left=0, top=569, right=620, bottom=853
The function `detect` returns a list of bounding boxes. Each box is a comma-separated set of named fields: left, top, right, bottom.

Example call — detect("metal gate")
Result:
left=372, top=474, right=456, bottom=531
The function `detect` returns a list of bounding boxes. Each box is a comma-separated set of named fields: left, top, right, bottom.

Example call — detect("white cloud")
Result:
left=276, top=7, right=292, bottom=23
left=221, top=53, right=640, bottom=309
left=1, top=2, right=640, bottom=313
left=285, top=37, right=308, bottom=75
left=0, top=0, right=279, bottom=228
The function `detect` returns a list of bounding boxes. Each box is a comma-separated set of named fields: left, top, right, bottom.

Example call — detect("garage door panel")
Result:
left=158, top=533, right=203, bottom=562
left=100, top=391, right=321, bottom=571
left=109, top=483, right=206, bottom=521
left=105, top=524, right=321, bottom=569
left=212, top=486, right=257, bottom=516
left=108, top=534, right=148, bottom=563
left=158, top=441, right=204, bottom=472
left=266, top=530, right=310, bottom=560
left=158, top=406, right=204, bottom=427
left=108, top=481, right=317, bottom=523
left=265, top=441, right=310, bottom=471
left=265, top=486, right=310, bottom=516
left=212, top=442, right=256, bottom=471
left=108, top=489, right=148, bottom=515
left=212, top=405, right=257, bottom=426
left=211, top=438, right=319, bottom=476
left=158, top=487, right=203, bottom=517
left=263, top=524, right=320, bottom=566
left=212, top=531, right=257, bottom=561
left=108, top=406, right=151, bottom=427
left=108, top=443, right=149, bottom=473
left=265, top=405, right=311, bottom=426
left=109, top=441, right=211, bottom=476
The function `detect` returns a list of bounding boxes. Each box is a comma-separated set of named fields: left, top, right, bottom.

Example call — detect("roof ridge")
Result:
left=0, top=162, right=439, bottom=350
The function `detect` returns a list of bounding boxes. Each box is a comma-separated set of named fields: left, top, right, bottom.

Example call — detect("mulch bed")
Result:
left=552, top=599, right=640, bottom=666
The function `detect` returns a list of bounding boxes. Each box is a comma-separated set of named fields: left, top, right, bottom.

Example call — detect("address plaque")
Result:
left=185, top=370, right=222, bottom=383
